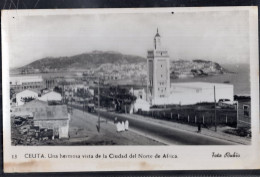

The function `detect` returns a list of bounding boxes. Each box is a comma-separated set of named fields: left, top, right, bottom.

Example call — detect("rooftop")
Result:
left=34, top=105, right=68, bottom=120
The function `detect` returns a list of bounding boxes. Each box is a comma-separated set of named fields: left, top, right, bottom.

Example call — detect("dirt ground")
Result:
left=50, top=109, right=163, bottom=145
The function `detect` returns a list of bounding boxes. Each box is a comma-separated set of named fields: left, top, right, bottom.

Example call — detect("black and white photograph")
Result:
left=6, top=8, right=254, bottom=146
left=2, top=7, right=259, bottom=172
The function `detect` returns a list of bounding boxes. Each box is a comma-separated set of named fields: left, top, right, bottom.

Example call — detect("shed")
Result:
left=13, top=100, right=69, bottom=138
left=33, top=105, right=69, bottom=138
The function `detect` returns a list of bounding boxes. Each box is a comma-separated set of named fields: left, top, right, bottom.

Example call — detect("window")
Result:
left=243, top=105, right=250, bottom=117
left=161, top=65, right=162, bottom=68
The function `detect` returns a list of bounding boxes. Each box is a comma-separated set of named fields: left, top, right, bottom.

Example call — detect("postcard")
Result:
left=2, top=7, right=259, bottom=172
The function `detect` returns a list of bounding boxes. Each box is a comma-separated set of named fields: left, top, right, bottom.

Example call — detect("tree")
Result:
left=10, top=88, right=15, bottom=99
left=96, top=86, right=136, bottom=111
left=53, top=86, right=63, bottom=95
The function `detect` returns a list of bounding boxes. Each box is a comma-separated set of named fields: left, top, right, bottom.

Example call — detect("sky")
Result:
left=5, top=10, right=249, bottom=68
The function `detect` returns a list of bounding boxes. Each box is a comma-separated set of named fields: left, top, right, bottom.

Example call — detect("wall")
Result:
left=34, top=119, right=69, bottom=138
left=157, top=83, right=234, bottom=105
left=237, top=99, right=251, bottom=128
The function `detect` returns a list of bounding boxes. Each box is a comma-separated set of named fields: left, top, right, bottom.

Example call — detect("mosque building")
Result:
left=146, top=29, right=234, bottom=106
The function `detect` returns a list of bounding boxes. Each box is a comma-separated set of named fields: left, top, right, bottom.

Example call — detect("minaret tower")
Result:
left=147, top=28, right=170, bottom=105
left=154, top=28, right=161, bottom=50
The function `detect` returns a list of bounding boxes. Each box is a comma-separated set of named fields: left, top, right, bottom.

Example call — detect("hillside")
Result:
left=19, top=51, right=227, bottom=79
left=21, top=51, right=146, bottom=71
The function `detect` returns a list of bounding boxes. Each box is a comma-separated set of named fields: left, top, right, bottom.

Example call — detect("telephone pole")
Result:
left=214, top=86, right=217, bottom=132
left=97, top=77, right=100, bottom=132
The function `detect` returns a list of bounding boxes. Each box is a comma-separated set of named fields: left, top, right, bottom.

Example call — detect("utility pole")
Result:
left=97, top=77, right=100, bottom=132
left=214, top=86, right=217, bottom=132
left=236, top=101, right=239, bottom=128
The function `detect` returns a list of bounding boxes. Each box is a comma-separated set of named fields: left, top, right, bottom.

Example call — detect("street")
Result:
left=68, top=108, right=163, bottom=145
left=72, top=105, right=238, bottom=145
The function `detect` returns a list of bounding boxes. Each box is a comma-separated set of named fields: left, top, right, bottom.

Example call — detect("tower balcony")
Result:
left=147, top=50, right=154, bottom=58
left=154, top=50, right=169, bottom=57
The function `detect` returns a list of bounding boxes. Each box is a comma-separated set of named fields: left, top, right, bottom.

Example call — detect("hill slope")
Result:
left=19, top=51, right=227, bottom=79
left=22, top=51, right=146, bottom=71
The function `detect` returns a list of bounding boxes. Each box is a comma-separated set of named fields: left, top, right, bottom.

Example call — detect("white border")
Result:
left=2, top=7, right=259, bottom=172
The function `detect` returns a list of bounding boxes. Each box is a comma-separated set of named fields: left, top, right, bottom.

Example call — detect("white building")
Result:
left=147, top=28, right=171, bottom=104
left=133, top=98, right=150, bottom=112
left=168, top=82, right=233, bottom=105
left=16, top=89, right=38, bottom=106
left=146, top=29, right=234, bottom=106
left=39, top=91, right=62, bottom=102
left=10, top=75, right=43, bottom=92
left=130, top=88, right=146, bottom=100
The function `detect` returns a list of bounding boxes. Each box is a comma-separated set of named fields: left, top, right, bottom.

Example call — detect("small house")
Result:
left=16, top=89, right=39, bottom=106
left=39, top=91, right=62, bottom=102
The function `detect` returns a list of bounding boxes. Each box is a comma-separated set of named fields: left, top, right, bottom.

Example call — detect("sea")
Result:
left=10, top=64, right=251, bottom=96
left=171, top=64, right=251, bottom=96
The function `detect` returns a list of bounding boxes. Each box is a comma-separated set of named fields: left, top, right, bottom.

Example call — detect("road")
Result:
left=72, top=104, right=237, bottom=145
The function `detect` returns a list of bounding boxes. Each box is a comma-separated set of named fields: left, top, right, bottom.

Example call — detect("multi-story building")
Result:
left=147, top=29, right=170, bottom=104
left=145, top=29, right=234, bottom=106
left=10, top=75, right=44, bottom=93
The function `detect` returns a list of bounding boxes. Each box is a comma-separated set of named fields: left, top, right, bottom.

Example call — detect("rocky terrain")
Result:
left=170, top=59, right=227, bottom=79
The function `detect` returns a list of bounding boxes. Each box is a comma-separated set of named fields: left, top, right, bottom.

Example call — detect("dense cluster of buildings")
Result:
left=83, top=63, right=147, bottom=81
left=10, top=72, right=98, bottom=142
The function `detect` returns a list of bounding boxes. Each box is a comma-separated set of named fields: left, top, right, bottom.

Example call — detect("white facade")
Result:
left=10, top=75, right=43, bottom=86
left=169, top=82, right=234, bottom=105
left=39, top=91, right=62, bottom=102
left=10, top=75, right=43, bottom=92
left=147, top=29, right=170, bottom=104
left=130, top=88, right=146, bottom=100
left=151, top=82, right=234, bottom=106
left=133, top=98, right=150, bottom=112
left=16, top=89, right=38, bottom=106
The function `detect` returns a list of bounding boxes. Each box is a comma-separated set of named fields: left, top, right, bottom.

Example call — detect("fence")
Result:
left=136, top=108, right=237, bottom=128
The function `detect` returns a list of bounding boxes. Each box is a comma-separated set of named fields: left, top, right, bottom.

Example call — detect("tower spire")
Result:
left=155, top=28, right=160, bottom=37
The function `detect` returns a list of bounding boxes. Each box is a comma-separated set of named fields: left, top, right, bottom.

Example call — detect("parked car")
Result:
left=218, top=99, right=236, bottom=108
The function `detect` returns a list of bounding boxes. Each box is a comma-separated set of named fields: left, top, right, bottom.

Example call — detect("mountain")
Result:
left=19, top=51, right=227, bottom=79
left=21, top=51, right=146, bottom=71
